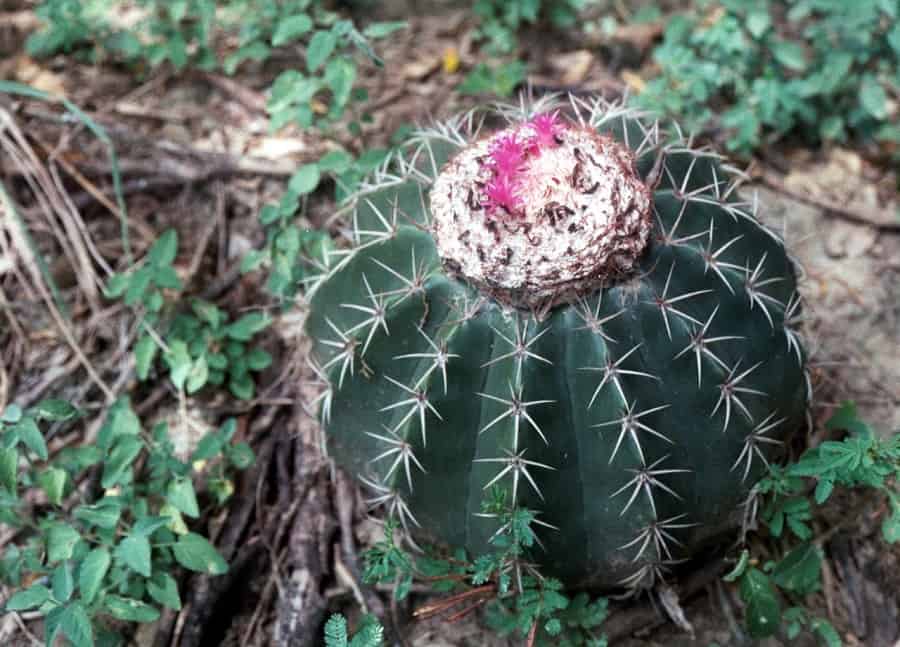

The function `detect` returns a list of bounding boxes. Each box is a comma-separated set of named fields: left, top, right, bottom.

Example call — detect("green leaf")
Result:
left=165, top=340, right=193, bottom=391
left=819, top=116, right=844, bottom=141
left=0, top=447, right=17, bottom=493
left=124, top=267, right=153, bottom=305
left=723, top=549, right=749, bottom=582
left=148, top=229, right=178, bottom=267
left=227, top=442, right=255, bottom=470
left=52, top=562, right=74, bottom=602
left=102, top=436, right=142, bottom=488
left=74, top=500, right=122, bottom=529
left=229, top=371, right=255, bottom=400
left=38, top=467, right=67, bottom=505
left=860, top=76, right=887, bottom=119
left=272, top=14, right=313, bottom=46
left=458, top=61, right=526, bottom=97
left=771, top=39, right=806, bottom=71
left=104, top=595, right=160, bottom=622
left=889, top=24, right=900, bottom=55
left=225, top=312, right=270, bottom=341
left=172, top=533, right=228, bottom=575
left=811, top=617, right=842, bottom=647
left=745, top=11, right=770, bottom=38
left=115, top=534, right=152, bottom=577
left=186, top=355, right=209, bottom=394
left=241, top=249, right=267, bottom=274
left=191, top=299, right=222, bottom=327
left=34, top=399, right=79, bottom=421
left=47, top=523, right=82, bottom=563
left=772, top=543, right=822, bottom=594
left=246, top=347, right=272, bottom=371
left=15, top=416, right=48, bottom=460
left=349, top=614, right=384, bottom=647
left=111, top=398, right=141, bottom=436
left=160, top=503, right=189, bottom=535
left=317, top=150, right=353, bottom=174
left=45, top=604, right=66, bottom=647
left=104, top=272, right=131, bottom=299
left=5, top=583, right=51, bottom=611
left=324, top=57, right=356, bottom=112
left=545, top=618, right=562, bottom=635
left=825, top=402, right=871, bottom=436
left=740, top=568, right=781, bottom=638
left=289, top=164, right=321, bottom=195
left=132, top=515, right=172, bottom=537
left=1, top=403, right=22, bottom=422
left=60, top=601, right=93, bottom=647
left=362, top=21, right=406, bottom=39
left=258, top=204, right=281, bottom=226
left=324, top=614, right=348, bottom=647
left=224, top=41, right=271, bottom=74
left=307, top=30, right=338, bottom=72
left=167, top=478, right=200, bottom=518
left=135, top=334, right=158, bottom=381
left=153, top=264, right=183, bottom=290
left=79, top=547, right=111, bottom=604
left=147, top=572, right=182, bottom=610
left=883, top=505, right=900, bottom=543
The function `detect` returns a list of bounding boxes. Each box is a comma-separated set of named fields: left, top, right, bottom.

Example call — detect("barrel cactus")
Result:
left=304, top=95, right=809, bottom=589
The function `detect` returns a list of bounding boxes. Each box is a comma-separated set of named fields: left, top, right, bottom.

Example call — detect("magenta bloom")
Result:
left=529, top=111, right=563, bottom=150
left=488, top=133, right=527, bottom=176
left=484, top=175, right=521, bottom=215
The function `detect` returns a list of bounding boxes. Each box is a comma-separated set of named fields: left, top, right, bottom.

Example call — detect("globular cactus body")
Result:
left=305, top=97, right=808, bottom=589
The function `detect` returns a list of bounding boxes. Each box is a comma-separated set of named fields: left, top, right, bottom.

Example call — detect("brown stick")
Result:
left=756, top=167, right=900, bottom=232
left=412, top=584, right=497, bottom=620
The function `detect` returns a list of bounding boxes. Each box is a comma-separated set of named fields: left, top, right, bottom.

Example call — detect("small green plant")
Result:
left=323, top=612, right=384, bottom=647
left=457, top=61, right=527, bottom=98
left=471, top=0, right=589, bottom=54
left=28, top=0, right=403, bottom=131
left=727, top=402, right=899, bottom=643
left=0, top=399, right=250, bottom=646
left=241, top=138, right=417, bottom=302
left=460, top=0, right=589, bottom=97
left=363, top=487, right=609, bottom=646
left=637, top=0, right=900, bottom=152
left=165, top=301, right=272, bottom=400
left=105, top=229, right=272, bottom=400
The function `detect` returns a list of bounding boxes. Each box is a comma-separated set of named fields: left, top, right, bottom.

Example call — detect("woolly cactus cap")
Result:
left=431, top=114, right=653, bottom=309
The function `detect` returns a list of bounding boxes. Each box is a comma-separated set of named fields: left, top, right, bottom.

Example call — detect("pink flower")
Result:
left=488, top=133, right=527, bottom=176
left=484, top=175, right=521, bottom=215
left=529, top=111, right=563, bottom=150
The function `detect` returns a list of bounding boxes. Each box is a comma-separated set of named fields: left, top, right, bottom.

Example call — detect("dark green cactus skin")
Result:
left=305, top=106, right=808, bottom=589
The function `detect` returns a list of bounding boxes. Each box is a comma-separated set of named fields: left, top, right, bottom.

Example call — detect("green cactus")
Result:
left=303, top=96, right=809, bottom=590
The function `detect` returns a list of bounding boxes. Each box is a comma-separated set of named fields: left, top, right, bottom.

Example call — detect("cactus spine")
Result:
left=304, top=95, right=809, bottom=589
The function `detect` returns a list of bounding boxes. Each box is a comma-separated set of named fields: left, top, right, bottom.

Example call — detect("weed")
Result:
left=27, top=0, right=404, bottom=131
left=323, top=612, right=384, bottom=647
left=460, top=0, right=591, bottom=97
left=0, top=400, right=250, bottom=646
left=105, top=230, right=271, bottom=400
left=363, top=487, right=609, bottom=646
left=638, top=0, right=900, bottom=153
left=728, top=402, right=899, bottom=642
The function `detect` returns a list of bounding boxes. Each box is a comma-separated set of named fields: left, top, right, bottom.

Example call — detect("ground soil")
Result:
left=0, top=1, right=898, bottom=646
